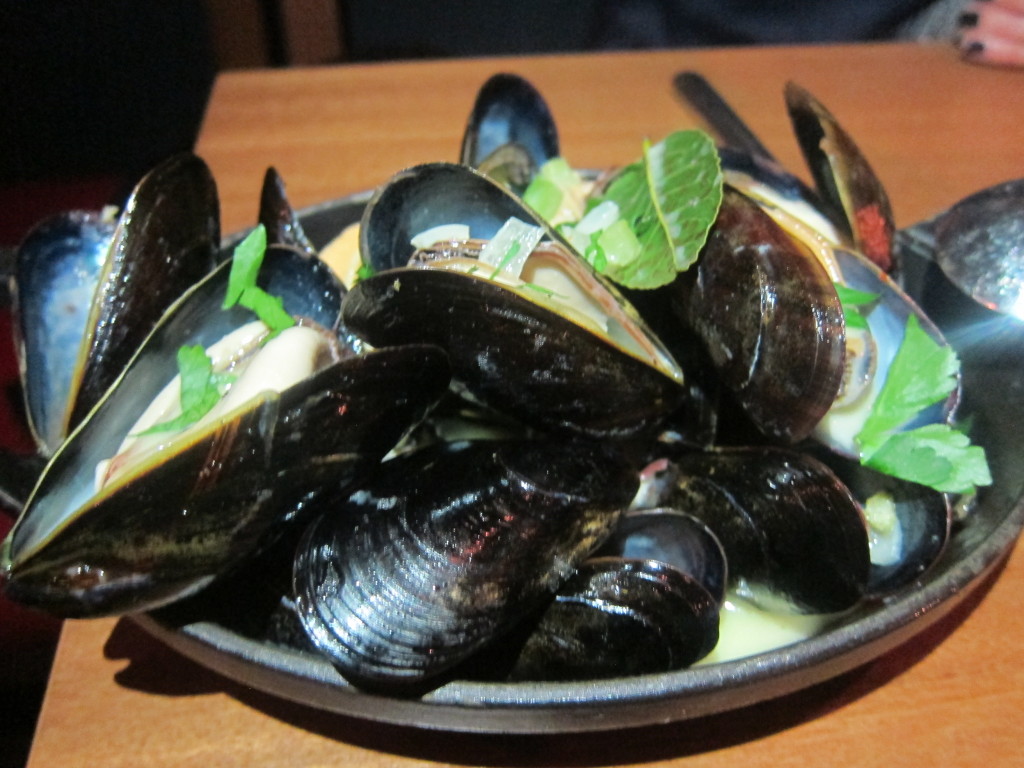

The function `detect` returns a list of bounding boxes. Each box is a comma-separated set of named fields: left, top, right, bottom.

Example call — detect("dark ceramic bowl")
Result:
left=134, top=191, right=1024, bottom=734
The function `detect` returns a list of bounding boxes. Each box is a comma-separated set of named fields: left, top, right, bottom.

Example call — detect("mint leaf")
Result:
left=592, top=130, right=722, bottom=289
left=646, top=131, right=723, bottom=271
left=135, top=345, right=234, bottom=435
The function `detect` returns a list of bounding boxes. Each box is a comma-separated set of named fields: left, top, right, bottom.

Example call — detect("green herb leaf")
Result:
left=223, top=225, right=268, bottom=309
left=834, top=283, right=880, bottom=307
left=855, top=314, right=990, bottom=494
left=860, top=424, right=992, bottom=494
left=590, top=130, right=722, bottom=289
left=135, top=345, right=234, bottom=435
left=223, top=223, right=295, bottom=334
left=835, top=282, right=879, bottom=331
left=856, top=315, right=959, bottom=454
left=355, top=261, right=376, bottom=283
left=523, top=158, right=584, bottom=223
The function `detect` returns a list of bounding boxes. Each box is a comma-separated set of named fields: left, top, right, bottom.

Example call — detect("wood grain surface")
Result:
left=24, top=42, right=1024, bottom=768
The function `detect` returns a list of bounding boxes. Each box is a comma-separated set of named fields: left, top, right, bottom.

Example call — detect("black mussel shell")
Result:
left=672, top=187, right=845, bottom=444
left=293, top=439, right=638, bottom=689
left=506, top=557, right=720, bottom=682
left=259, top=166, right=318, bottom=259
left=663, top=447, right=870, bottom=614
left=14, top=210, right=117, bottom=454
left=360, top=162, right=554, bottom=274
left=596, top=507, right=728, bottom=603
left=785, top=82, right=896, bottom=273
left=66, top=153, right=222, bottom=432
left=1, top=225, right=451, bottom=616
left=459, top=73, right=559, bottom=193
left=14, top=153, right=221, bottom=455
left=2, top=343, right=450, bottom=618
left=342, top=266, right=684, bottom=439
left=811, top=450, right=952, bottom=598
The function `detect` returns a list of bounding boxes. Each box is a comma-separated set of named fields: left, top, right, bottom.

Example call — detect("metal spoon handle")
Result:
left=673, top=71, right=778, bottom=163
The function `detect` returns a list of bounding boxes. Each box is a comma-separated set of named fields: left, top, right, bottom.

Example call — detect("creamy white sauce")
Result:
left=865, top=491, right=902, bottom=566
left=698, top=589, right=838, bottom=664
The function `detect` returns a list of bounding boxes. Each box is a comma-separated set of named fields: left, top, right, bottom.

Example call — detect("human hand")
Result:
left=957, top=0, right=1024, bottom=66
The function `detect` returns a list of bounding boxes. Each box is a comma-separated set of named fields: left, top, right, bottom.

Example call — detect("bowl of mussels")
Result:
left=2, top=73, right=1023, bottom=734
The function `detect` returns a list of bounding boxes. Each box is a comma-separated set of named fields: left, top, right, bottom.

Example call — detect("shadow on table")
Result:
left=102, top=554, right=1007, bottom=766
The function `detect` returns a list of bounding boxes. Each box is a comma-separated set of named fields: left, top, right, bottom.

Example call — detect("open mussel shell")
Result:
left=13, top=210, right=117, bottom=455
left=360, top=161, right=554, bottom=273
left=809, top=449, right=953, bottom=598
left=671, top=186, right=845, bottom=444
left=813, top=247, right=959, bottom=457
left=346, top=162, right=685, bottom=439
left=785, top=81, right=896, bottom=273
left=459, top=72, right=559, bottom=193
left=343, top=265, right=684, bottom=439
left=1, top=241, right=451, bottom=617
left=598, top=507, right=728, bottom=603
left=661, top=447, right=870, bottom=614
left=293, top=439, right=638, bottom=690
left=505, top=507, right=726, bottom=681
left=13, top=152, right=221, bottom=456
left=718, top=147, right=847, bottom=249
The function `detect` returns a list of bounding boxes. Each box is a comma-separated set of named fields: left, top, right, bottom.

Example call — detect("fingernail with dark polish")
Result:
left=963, top=40, right=986, bottom=57
left=959, top=12, right=979, bottom=27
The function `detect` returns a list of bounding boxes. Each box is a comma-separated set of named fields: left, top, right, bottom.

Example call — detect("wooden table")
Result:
left=24, top=42, right=1024, bottom=767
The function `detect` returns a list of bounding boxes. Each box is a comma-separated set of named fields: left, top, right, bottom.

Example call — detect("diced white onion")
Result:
left=478, top=217, right=544, bottom=280
left=410, top=223, right=470, bottom=249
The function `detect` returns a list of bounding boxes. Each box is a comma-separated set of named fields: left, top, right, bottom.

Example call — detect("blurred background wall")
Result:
left=0, top=1, right=216, bottom=184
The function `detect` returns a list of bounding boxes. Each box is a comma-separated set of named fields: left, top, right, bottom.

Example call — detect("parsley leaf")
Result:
left=222, top=224, right=295, bottom=334
left=855, top=314, right=990, bottom=494
left=135, top=345, right=235, bottom=435
left=835, top=282, right=878, bottom=331
left=861, top=424, right=991, bottom=494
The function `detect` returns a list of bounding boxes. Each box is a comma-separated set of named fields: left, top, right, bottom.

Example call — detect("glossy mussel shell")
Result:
left=14, top=153, right=221, bottom=455
left=459, top=72, right=560, bottom=193
left=1, top=245, right=451, bottom=617
left=346, top=162, right=685, bottom=438
left=506, top=508, right=726, bottom=681
left=673, top=186, right=845, bottom=444
left=785, top=82, right=896, bottom=273
left=811, top=450, right=953, bottom=598
left=13, top=210, right=117, bottom=456
left=662, top=447, right=870, bottom=614
left=293, top=439, right=638, bottom=689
